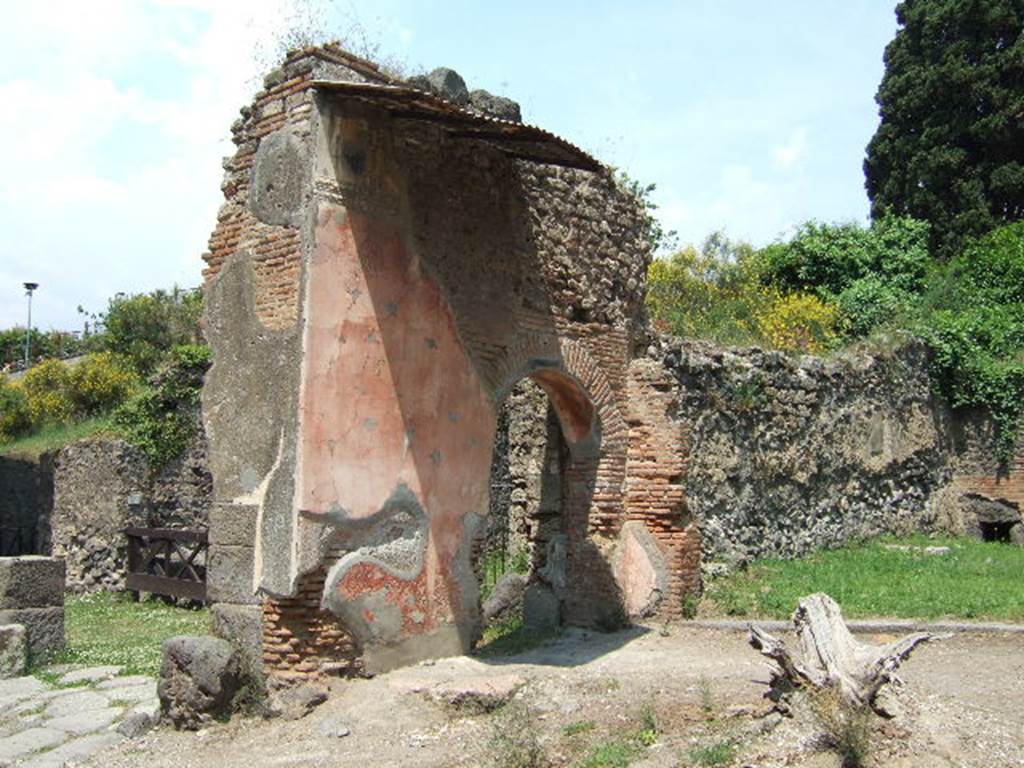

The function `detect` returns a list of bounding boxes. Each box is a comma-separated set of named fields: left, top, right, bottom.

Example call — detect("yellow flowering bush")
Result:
left=755, top=290, right=839, bottom=354
left=68, top=352, right=138, bottom=415
left=21, top=359, right=74, bottom=425
left=0, top=376, right=31, bottom=442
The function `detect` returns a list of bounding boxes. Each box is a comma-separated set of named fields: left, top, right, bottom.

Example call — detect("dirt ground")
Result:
left=88, top=626, right=1024, bottom=768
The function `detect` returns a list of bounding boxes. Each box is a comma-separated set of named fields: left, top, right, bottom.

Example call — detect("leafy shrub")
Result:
left=758, top=216, right=930, bottom=339
left=835, top=276, right=916, bottom=338
left=647, top=233, right=765, bottom=346
left=114, top=344, right=212, bottom=467
left=67, top=352, right=139, bottom=416
left=21, top=359, right=74, bottom=425
left=758, top=221, right=874, bottom=298
left=0, top=377, right=32, bottom=442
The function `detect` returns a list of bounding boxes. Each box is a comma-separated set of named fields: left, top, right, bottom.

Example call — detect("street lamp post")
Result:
left=23, top=282, right=39, bottom=369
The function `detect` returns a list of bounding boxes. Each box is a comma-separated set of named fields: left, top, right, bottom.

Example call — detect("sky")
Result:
left=0, top=0, right=899, bottom=332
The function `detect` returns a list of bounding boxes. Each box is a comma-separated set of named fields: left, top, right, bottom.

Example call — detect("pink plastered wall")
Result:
left=296, top=202, right=496, bottom=630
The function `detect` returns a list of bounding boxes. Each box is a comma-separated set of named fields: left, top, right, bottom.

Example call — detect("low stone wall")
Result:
left=0, top=556, right=65, bottom=661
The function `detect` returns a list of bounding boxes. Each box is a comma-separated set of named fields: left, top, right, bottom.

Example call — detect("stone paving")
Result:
left=0, top=666, right=158, bottom=767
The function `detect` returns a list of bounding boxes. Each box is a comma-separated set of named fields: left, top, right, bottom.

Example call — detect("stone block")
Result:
left=208, top=503, right=258, bottom=547
left=211, top=603, right=264, bottom=678
left=0, top=607, right=64, bottom=661
left=482, top=572, right=526, bottom=624
left=0, top=726, right=66, bottom=762
left=206, top=545, right=258, bottom=605
left=0, top=556, right=65, bottom=609
left=0, top=624, right=27, bottom=678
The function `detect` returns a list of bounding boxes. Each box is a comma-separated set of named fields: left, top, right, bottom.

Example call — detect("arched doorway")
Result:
left=478, top=366, right=619, bottom=641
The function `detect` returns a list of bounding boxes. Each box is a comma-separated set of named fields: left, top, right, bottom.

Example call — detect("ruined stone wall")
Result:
left=48, top=428, right=211, bottom=591
left=0, top=426, right=210, bottom=590
left=652, top=336, right=1015, bottom=571
left=940, top=414, right=1024, bottom=540
left=496, top=334, right=1020, bottom=596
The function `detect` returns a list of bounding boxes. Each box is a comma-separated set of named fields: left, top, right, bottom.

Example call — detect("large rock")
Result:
left=468, top=89, right=522, bottom=122
left=266, top=679, right=328, bottom=720
left=406, top=67, right=470, bottom=105
left=158, top=635, right=241, bottom=729
left=523, top=583, right=560, bottom=632
left=0, top=624, right=27, bottom=678
left=483, top=572, right=526, bottom=624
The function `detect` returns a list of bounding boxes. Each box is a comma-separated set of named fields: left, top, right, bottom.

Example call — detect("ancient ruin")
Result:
left=190, top=44, right=1024, bottom=687
left=201, top=45, right=699, bottom=680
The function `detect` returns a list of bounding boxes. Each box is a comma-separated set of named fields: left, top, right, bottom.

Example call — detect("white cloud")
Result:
left=655, top=160, right=810, bottom=249
left=0, top=0, right=297, bottom=330
left=772, top=126, right=808, bottom=172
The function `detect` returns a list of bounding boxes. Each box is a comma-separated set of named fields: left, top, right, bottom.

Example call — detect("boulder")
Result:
left=0, top=624, right=27, bottom=678
left=116, top=710, right=155, bottom=738
left=483, top=572, right=526, bottom=624
left=469, top=89, right=522, bottom=122
left=158, top=635, right=241, bottom=729
left=406, top=67, right=470, bottom=105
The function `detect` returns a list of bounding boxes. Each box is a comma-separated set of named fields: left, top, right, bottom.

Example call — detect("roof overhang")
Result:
left=312, top=80, right=603, bottom=173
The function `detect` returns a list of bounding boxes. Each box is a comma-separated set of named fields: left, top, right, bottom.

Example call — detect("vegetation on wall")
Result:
left=647, top=217, right=1024, bottom=458
left=113, top=344, right=212, bottom=467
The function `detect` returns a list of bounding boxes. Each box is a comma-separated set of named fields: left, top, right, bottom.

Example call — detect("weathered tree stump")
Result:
left=749, top=593, right=945, bottom=715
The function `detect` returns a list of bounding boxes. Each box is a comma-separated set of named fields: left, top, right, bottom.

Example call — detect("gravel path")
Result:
left=69, top=626, right=1023, bottom=768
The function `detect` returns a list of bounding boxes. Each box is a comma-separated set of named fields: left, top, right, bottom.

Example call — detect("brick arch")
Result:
left=489, top=332, right=629, bottom=458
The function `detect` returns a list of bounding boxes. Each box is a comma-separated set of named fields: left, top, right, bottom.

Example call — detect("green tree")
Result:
left=865, top=0, right=1024, bottom=257
left=101, top=287, right=203, bottom=375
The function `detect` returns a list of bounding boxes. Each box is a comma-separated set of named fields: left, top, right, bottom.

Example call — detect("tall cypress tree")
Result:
left=864, top=0, right=1024, bottom=257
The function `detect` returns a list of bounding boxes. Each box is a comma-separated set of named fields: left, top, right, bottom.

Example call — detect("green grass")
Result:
left=0, top=416, right=112, bottom=458
left=685, top=739, right=737, bottom=767
left=705, top=535, right=1024, bottom=621
left=578, top=738, right=643, bottom=768
left=38, top=591, right=210, bottom=677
